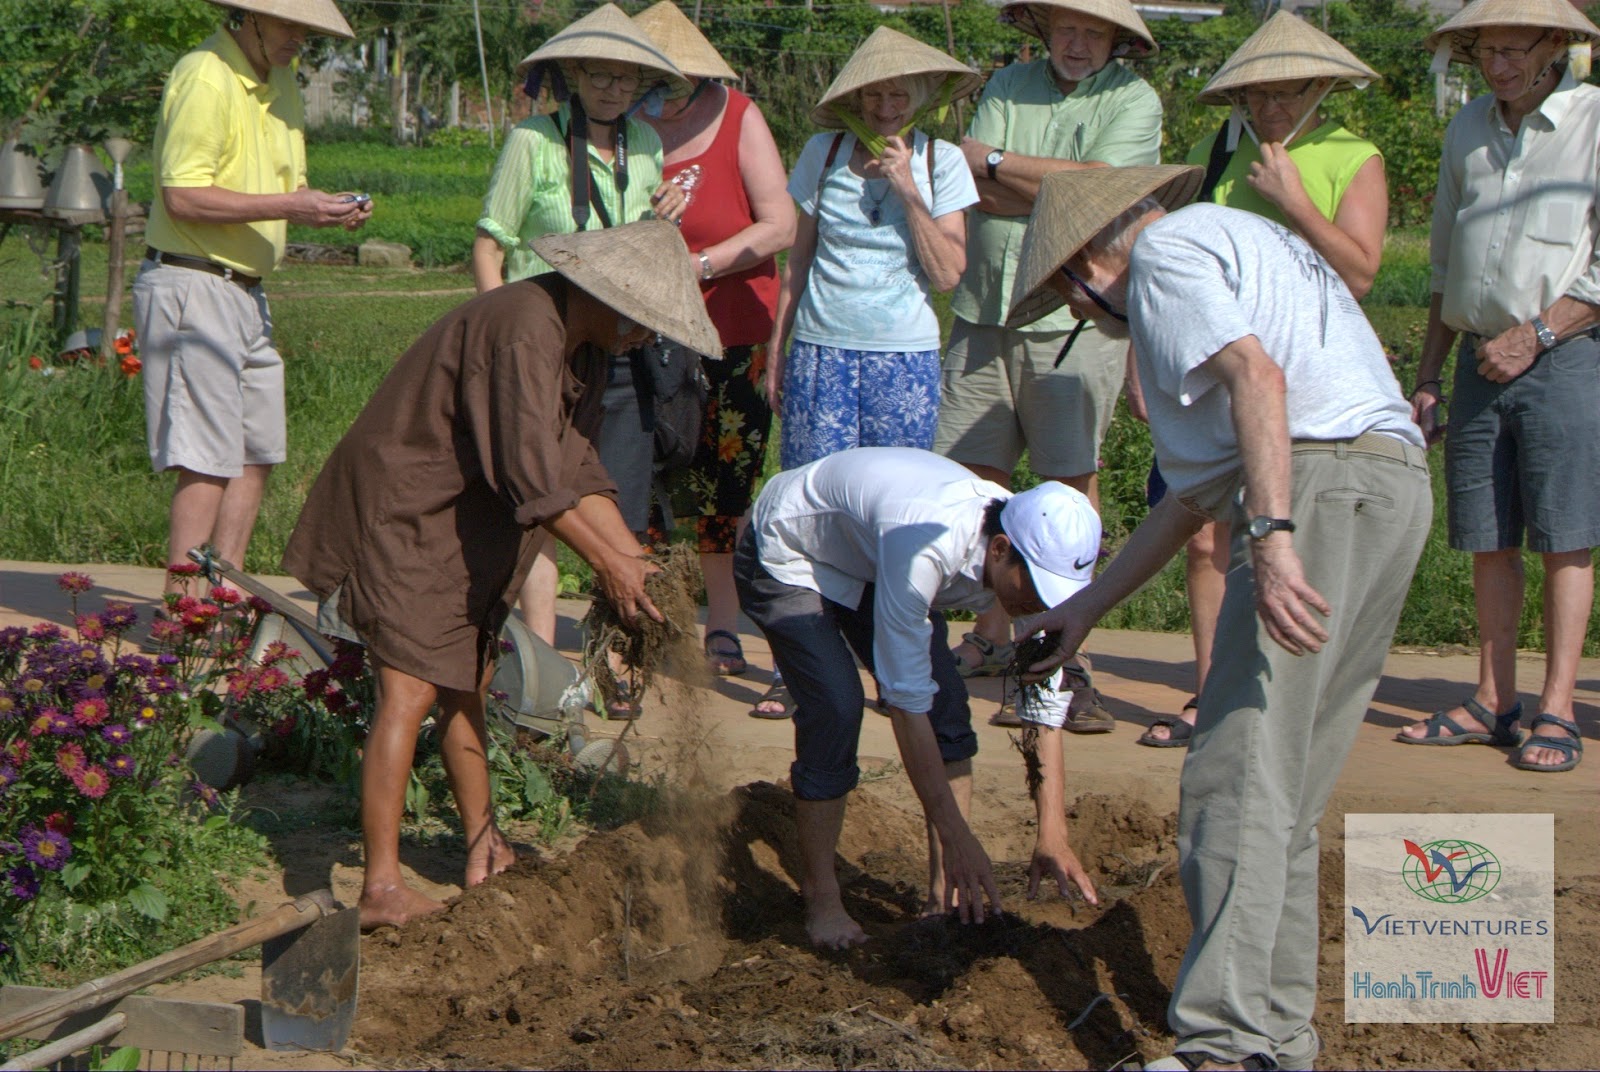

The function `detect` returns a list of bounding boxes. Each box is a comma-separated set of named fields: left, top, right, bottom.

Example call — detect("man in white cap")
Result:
left=1398, top=0, right=1600, bottom=776
left=734, top=446, right=1102, bottom=949
left=135, top=0, right=370, bottom=599
left=284, top=221, right=723, bottom=928
left=933, top=0, right=1161, bottom=718
left=1008, top=165, right=1430, bottom=1070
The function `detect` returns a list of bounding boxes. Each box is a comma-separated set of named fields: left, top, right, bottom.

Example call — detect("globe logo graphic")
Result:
left=1402, top=839, right=1501, bottom=903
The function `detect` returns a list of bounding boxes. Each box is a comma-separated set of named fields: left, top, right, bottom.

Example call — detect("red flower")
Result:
left=120, top=355, right=142, bottom=377
left=166, top=563, right=202, bottom=579
left=259, top=641, right=300, bottom=666
left=28, top=355, right=42, bottom=370
left=209, top=586, right=241, bottom=606
left=57, top=572, right=94, bottom=594
left=44, top=812, right=74, bottom=836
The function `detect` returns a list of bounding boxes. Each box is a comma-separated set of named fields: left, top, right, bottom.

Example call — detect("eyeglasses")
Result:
left=1242, top=81, right=1315, bottom=107
left=1466, top=41, right=1545, bottom=63
left=581, top=67, right=642, bottom=92
left=1061, top=264, right=1128, bottom=323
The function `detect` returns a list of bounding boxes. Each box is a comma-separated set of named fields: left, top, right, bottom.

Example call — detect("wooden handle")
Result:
left=0, top=1012, right=126, bottom=1071
left=0, top=891, right=335, bottom=1043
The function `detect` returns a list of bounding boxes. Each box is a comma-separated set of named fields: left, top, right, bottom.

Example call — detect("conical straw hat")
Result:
left=533, top=220, right=723, bottom=359
left=811, top=27, right=983, bottom=129
left=1199, top=11, right=1379, bottom=105
left=633, top=2, right=737, bottom=81
left=1007, top=164, right=1203, bottom=328
left=1423, top=0, right=1600, bottom=66
left=517, top=3, right=687, bottom=98
left=204, top=0, right=353, bottom=39
left=999, top=0, right=1157, bottom=59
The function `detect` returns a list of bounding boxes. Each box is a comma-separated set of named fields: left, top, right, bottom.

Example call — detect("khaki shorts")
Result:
left=132, top=259, right=286, bottom=477
left=934, top=317, right=1126, bottom=478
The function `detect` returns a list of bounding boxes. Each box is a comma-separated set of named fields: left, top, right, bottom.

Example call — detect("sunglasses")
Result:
left=1061, top=264, right=1128, bottom=323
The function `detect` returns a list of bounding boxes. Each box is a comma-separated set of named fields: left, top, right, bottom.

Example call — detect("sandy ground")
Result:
left=2, top=559, right=1596, bottom=1070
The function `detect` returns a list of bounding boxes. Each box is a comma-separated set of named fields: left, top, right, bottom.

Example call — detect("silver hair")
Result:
left=1081, top=196, right=1163, bottom=261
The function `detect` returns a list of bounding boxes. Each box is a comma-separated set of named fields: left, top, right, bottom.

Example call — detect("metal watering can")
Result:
left=0, top=140, right=45, bottom=209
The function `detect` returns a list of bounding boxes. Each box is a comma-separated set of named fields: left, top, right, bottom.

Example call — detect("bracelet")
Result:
left=698, top=252, right=714, bottom=281
left=1412, top=379, right=1442, bottom=396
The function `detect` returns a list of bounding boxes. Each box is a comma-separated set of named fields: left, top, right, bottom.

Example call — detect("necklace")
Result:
left=864, top=177, right=891, bottom=225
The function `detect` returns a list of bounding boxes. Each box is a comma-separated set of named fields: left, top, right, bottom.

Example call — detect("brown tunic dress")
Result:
left=282, top=277, right=616, bottom=691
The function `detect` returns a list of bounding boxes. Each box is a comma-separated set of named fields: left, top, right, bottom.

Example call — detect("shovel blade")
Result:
left=260, top=905, right=360, bottom=1052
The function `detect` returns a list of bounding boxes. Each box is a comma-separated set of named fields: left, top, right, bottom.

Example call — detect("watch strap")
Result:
left=1249, top=516, right=1295, bottom=540
left=986, top=151, right=1002, bottom=182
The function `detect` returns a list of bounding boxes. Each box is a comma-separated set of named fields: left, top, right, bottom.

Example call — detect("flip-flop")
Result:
left=1512, top=713, right=1584, bottom=773
left=1138, top=716, right=1194, bottom=748
left=748, top=680, right=794, bottom=720
left=704, top=628, right=748, bottom=677
left=1395, top=698, right=1522, bottom=746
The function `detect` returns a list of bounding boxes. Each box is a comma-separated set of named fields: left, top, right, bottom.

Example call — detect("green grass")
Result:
left=1, top=146, right=1593, bottom=653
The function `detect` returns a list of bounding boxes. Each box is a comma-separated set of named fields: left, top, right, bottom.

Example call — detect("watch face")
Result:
left=986, top=150, right=1003, bottom=166
left=1249, top=517, right=1269, bottom=540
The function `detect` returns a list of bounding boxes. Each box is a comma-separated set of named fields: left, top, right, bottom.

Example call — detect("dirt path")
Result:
left=3, top=559, right=1596, bottom=1069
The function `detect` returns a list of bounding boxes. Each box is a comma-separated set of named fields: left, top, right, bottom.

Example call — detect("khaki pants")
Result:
left=1169, top=439, right=1432, bottom=1069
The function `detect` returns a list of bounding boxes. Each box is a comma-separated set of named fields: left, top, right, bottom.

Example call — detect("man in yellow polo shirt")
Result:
left=134, top=0, right=369, bottom=592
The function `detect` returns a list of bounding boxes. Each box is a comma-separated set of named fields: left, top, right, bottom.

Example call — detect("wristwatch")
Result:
left=985, top=149, right=1005, bottom=181
left=698, top=252, right=714, bottom=281
left=1530, top=316, right=1557, bottom=353
left=1247, top=516, right=1296, bottom=541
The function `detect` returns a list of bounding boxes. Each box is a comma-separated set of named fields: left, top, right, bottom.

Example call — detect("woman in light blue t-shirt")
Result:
left=767, top=33, right=980, bottom=471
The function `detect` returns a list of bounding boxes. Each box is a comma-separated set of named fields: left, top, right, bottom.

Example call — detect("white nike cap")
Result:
left=1000, top=482, right=1103, bottom=608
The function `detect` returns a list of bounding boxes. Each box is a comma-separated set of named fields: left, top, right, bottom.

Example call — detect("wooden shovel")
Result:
left=0, top=890, right=340, bottom=1043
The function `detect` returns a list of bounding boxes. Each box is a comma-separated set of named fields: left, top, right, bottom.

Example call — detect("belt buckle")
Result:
left=220, top=265, right=235, bottom=284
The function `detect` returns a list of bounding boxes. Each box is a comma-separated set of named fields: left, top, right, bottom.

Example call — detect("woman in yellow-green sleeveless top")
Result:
left=1138, top=12, right=1389, bottom=747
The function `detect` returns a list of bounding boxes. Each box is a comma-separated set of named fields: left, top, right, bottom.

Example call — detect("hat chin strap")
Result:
left=1229, top=82, right=1334, bottom=150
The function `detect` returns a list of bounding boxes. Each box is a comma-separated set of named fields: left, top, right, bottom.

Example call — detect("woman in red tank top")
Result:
left=638, top=2, right=796, bottom=711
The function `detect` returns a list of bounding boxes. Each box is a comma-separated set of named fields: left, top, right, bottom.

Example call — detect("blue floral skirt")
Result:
left=778, top=339, right=941, bottom=471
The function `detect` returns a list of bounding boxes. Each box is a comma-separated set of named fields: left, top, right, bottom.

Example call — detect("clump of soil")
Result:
left=352, top=785, right=1596, bottom=1070
left=582, top=544, right=707, bottom=710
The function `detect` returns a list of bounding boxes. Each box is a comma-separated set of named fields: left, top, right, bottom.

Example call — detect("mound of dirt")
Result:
left=353, top=785, right=1593, bottom=1070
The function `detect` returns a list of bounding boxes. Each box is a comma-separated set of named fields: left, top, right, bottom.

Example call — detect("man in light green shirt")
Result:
left=933, top=0, right=1161, bottom=704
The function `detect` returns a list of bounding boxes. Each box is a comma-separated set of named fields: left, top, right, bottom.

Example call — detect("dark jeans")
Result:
left=733, top=527, right=978, bottom=800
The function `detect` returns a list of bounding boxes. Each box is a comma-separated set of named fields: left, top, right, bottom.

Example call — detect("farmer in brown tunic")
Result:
left=284, top=221, right=723, bottom=928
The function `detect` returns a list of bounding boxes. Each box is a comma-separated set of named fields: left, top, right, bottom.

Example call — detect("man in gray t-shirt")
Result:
left=1007, top=167, right=1431, bottom=1071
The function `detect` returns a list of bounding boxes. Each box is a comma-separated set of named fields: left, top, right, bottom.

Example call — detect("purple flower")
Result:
left=0, top=764, right=16, bottom=792
left=0, top=626, right=26, bottom=653
left=21, top=826, right=71, bottom=871
left=44, top=708, right=80, bottom=737
left=6, top=865, right=39, bottom=901
left=108, top=754, right=136, bottom=778
left=57, top=572, right=94, bottom=594
left=102, top=602, right=138, bottom=633
left=29, top=622, right=64, bottom=641
left=101, top=723, right=131, bottom=745
left=190, top=780, right=221, bottom=809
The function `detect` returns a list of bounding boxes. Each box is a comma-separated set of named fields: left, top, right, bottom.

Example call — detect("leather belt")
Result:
left=145, top=247, right=261, bottom=290
left=1292, top=431, right=1425, bottom=467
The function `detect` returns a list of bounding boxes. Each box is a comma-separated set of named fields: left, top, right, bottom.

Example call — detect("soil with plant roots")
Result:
left=352, top=783, right=1595, bottom=1069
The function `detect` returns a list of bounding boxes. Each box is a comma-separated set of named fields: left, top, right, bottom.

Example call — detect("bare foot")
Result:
left=359, top=881, right=447, bottom=930
left=465, top=825, right=516, bottom=887
left=805, top=896, right=868, bottom=949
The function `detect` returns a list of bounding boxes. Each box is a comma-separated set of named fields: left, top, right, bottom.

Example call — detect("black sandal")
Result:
left=704, top=629, right=748, bottom=677
left=748, top=680, right=794, bottom=720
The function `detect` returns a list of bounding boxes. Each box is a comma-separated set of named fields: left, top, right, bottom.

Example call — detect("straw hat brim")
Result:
left=532, top=221, right=724, bottom=359
left=1198, top=11, right=1379, bottom=105
left=1423, top=0, right=1600, bottom=65
left=1006, top=164, right=1204, bottom=329
left=633, top=2, right=738, bottom=81
left=999, top=0, right=1158, bottom=58
left=205, top=0, right=353, bottom=39
left=810, top=27, right=983, bottom=128
left=517, top=3, right=687, bottom=95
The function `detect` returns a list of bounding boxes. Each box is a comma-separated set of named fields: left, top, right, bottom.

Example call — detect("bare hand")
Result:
left=334, top=192, right=373, bottom=232
left=1249, top=539, right=1330, bottom=656
left=1028, top=829, right=1099, bottom=904
left=1246, top=142, right=1310, bottom=214
left=960, top=136, right=994, bottom=176
left=594, top=553, right=664, bottom=628
left=1476, top=323, right=1540, bottom=383
left=1410, top=388, right=1443, bottom=448
left=285, top=188, right=365, bottom=229
left=650, top=180, right=688, bottom=226
left=764, top=341, right=785, bottom=413
left=1011, top=611, right=1090, bottom=682
left=938, top=822, right=1003, bottom=924
left=874, top=135, right=916, bottom=199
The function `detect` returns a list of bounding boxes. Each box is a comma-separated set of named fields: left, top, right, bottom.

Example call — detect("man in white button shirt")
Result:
left=734, top=446, right=1102, bottom=949
left=1400, top=0, right=1598, bottom=776
left=1008, top=165, right=1430, bottom=1071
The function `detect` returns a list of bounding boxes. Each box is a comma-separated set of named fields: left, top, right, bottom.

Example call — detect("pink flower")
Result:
left=259, top=641, right=301, bottom=666
left=55, top=742, right=87, bottom=777
left=56, top=572, right=93, bottom=594
left=72, top=765, right=110, bottom=799
left=75, top=614, right=106, bottom=642
left=209, top=586, right=241, bottom=606
left=166, top=563, right=202, bottom=580
left=72, top=697, right=108, bottom=727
